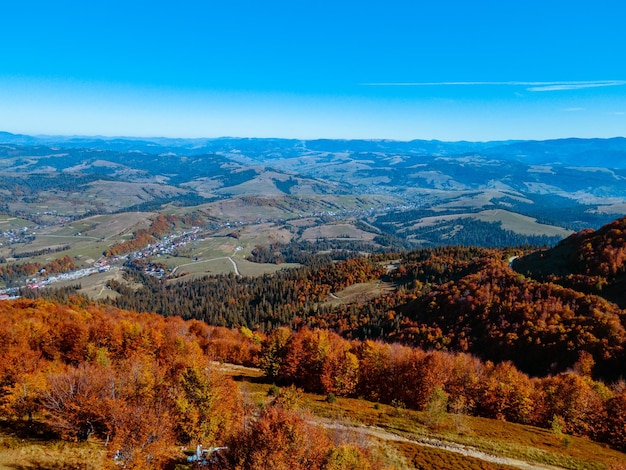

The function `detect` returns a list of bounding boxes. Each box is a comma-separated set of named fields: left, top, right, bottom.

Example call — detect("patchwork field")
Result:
left=400, top=210, right=573, bottom=237
left=300, top=222, right=378, bottom=241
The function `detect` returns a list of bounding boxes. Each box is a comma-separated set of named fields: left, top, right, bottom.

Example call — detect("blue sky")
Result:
left=1, top=1, right=625, bottom=141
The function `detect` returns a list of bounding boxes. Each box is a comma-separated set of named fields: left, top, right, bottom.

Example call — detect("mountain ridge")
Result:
left=513, top=216, right=626, bottom=307
left=4, top=131, right=626, bottom=167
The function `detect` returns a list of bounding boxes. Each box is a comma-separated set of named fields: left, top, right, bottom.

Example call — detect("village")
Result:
left=0, top=226, right=204, bottom=297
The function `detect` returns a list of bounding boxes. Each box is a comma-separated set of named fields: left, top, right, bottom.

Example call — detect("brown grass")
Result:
left=322, top=281, right=395, bottom=307
left=300, top=223, right=377, bottom=241
left=395, top=441, right=518, bottom=470
left=0, top=421, right=107, bottom=470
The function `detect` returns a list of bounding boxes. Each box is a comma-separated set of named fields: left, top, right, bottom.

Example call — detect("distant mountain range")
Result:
left=1, top=132, right=626, bottom=246
left=2, top=131, right=626, bottom=167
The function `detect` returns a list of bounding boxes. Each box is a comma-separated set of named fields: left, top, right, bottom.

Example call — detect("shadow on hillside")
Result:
left=4, top=463, right=71, bottom=470
left=230, top=373, right=267, bottom=384
left=0, top=418, right=59, bottom=441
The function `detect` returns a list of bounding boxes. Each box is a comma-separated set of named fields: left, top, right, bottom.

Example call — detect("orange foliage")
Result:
left=2, top=294, right=625, bottom=458
left=260, top=326, right=626, bottom=451
left=0, top=255, right=76, bottom=283
left=0, top=298, right=245, bottom=468
left=222, top=406, right=379, bottom=470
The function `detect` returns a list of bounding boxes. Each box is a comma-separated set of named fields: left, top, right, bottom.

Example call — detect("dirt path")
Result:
left=228, top=257, right=241, bottom=276
left=319, top=421, right=565, bottom=470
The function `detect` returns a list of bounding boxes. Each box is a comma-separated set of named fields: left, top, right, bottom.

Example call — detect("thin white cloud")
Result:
left=612, top=111, right=625, bottom=115
left=360, top=80, right=626, bottom=92
left=564, top=107, right=585, bottom=112
left=528, top=82, right=625, bottom=91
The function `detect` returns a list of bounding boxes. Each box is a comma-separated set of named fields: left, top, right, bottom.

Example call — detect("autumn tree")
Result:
left=604, top=391, right=626, bottom=451
left=260, top=327, right=292, bottom=381
left=223, top=407, right=333, bottom=470
left=105, top=394, right=177, bottom=470
left=173, top=365, right=242, bottom=445
left=40, top=363, right=113, bottom=441
left=539, top=373, right=610, bottom=438
left=476, top=361, right=536, bottom=424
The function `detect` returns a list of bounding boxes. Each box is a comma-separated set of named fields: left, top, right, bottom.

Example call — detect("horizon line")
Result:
left=1, top=130, right=625, bottom=144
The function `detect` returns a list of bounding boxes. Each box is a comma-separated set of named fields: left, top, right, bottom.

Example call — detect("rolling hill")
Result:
left=513, top=216, right=626, bottom=307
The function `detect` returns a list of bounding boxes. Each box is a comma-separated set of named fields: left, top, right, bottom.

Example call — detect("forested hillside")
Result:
left=6, top=216, right=626, bottom=467
left=2, top=297, right=626, bottom=469
left=0, top=299, right=381, bottom=469
left=514, top=216, right=626, bottom=307
left=103, top=231, right=626, bottom=381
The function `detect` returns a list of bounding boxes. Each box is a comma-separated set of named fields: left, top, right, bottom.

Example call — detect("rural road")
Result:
left=215, top=362, right=566, bottom=470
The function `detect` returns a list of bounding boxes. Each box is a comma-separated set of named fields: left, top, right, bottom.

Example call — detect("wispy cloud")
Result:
left=564, top=107, right=585, bottom=112
left=360, top=80, right=626, bottom=92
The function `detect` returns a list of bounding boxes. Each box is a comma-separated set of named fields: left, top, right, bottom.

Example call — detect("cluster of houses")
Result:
left=128, top=227, right=201, bottom=261
left=0, top=288, right=19, bottom=300
left=0, top=226, right=36, bottom=246
left=25, top=266, right=108, bottom=290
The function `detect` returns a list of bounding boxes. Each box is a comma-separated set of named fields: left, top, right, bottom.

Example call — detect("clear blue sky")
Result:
left=1, top=0, right=625, bottom=141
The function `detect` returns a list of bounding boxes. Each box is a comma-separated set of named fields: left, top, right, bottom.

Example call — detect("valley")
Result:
left=2, top=134, right=626, bottom=297
left=2, top=134, right=626, bottom=468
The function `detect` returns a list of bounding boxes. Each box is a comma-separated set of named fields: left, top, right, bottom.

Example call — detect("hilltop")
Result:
left=513, top=216, right=626, bottom=307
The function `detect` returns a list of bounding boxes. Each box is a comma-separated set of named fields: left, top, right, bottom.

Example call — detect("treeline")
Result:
left=393, top=256, right=626, bottom=379
left=0, top=298, right=382, bottom=469
left=308, top=252, right=626, bottom=380
left=404, top=218, right=562, bottom=247
left=108, top=256, right=387, bottom=331
left=0, top=173, right=107, bottom=202
left=11, top=245, right=71, bottom=259
left=260, top=326, right=626, bottom=452
left=489, top=193, right=617, bottom=232
left=3, top=296, right=626, bottom=459
left=0, top=255, right=75, bottom=285
left=372, top=209, right=564, bottom=247
left=247, top=238, right=391, bottom=265
left=119, top=194, right=212, bottom=213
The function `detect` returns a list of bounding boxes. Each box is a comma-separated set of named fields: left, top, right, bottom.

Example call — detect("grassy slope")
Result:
left=2, top=364, right=625, bottom=469
left=230, top=366, right=626, bottom=470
